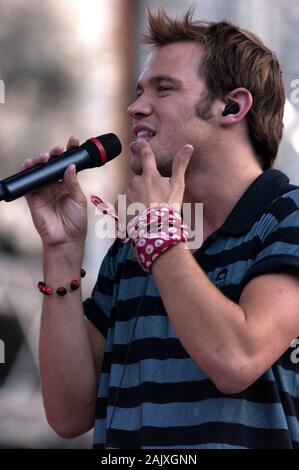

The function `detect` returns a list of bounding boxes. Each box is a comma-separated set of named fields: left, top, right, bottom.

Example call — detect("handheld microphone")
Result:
left=0, top=133, right=122, bottom=202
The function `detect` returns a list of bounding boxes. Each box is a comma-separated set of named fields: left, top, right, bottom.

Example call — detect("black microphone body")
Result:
left=0, top=133, right=121, bottom=202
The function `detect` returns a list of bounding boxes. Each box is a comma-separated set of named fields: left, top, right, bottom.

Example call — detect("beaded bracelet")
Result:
left=38, top=268, right=86, bottom=296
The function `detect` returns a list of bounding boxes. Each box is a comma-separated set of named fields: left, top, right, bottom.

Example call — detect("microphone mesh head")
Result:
left=96, top=133, right=122, bottom=161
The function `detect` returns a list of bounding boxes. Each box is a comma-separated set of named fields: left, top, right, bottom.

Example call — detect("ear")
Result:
left=220, top=87, right=253, bottom=126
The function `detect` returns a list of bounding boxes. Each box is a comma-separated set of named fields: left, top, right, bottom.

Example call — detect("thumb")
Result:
left=171, top=144, right=193, bottom=186
left=64, top=165, right=86, bottom=204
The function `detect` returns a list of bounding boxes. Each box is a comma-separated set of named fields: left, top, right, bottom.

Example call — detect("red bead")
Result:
left=80, top=268, right=86, bottom=278
left=42, top=286, right=53, bottom=295
left=70, top=279, right=80, bottom=290
left=38, top=281, right=45, bottom=290
left=56, top=287, right=67, bottom=296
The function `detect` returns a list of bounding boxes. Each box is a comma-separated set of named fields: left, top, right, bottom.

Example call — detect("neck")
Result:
left=183, top=146, right=263, bottom=240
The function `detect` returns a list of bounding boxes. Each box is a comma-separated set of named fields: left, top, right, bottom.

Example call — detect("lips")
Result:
left=135, top=130, right=155, bottom=142
left=133, top=125, right=157, bottom=142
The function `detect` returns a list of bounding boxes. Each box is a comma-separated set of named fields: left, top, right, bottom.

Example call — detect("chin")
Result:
left=157, top=165, right=172, bottom=178
left=129, top=144, right=172, bottom=177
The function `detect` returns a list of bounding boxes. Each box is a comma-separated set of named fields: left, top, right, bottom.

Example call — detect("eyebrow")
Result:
left=136, top=74, right=183, bottom=92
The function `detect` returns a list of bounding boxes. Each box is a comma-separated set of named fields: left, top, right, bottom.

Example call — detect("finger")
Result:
left=49, top=145, right=64, bottom=158
left=63, top=164, right=87, bottom=206
left=171, top=144, right=193, bottom=186
left=137, top=138, right=159, bottom=175
left=21, top=158, right=34, bottom=171
left=66, top=135, right=80, bottom=151
left=32, top=152, right=50, bottom=165
left=21, top=153, right=49, bottom=171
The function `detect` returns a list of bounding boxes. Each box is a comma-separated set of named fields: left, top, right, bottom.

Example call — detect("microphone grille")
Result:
left=96, top=133, right=122, bottom=161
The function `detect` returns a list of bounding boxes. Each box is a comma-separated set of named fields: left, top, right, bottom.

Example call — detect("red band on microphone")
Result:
left=89, top=137, right=108, bottom=165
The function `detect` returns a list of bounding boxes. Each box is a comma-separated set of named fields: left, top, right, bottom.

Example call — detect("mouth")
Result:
left=134, top=130, right=156, bottom=142
left=132, top=125, right=157, bottom=144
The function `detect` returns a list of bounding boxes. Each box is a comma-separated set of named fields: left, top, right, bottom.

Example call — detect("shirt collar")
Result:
left=218, top=169, right=290, bottom=235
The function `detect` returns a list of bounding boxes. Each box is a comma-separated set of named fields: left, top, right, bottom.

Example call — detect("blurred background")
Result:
left=0, top=0, right=298, bottom=448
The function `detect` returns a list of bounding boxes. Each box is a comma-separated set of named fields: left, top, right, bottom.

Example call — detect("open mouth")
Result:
left=135, top=130, right=156, bottom=142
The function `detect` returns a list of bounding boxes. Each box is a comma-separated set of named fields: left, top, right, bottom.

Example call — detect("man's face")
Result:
left=127, top=41, right=217, bottom=176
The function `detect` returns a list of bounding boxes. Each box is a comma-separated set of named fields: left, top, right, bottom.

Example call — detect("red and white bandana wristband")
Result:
left=90, top=195, right=188, bottom=273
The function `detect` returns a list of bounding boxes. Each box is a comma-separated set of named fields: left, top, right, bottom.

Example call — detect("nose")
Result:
left=127, top=93, right=153, bottom=119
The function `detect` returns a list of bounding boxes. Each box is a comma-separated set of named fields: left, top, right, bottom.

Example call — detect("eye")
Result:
left=157, top=86, right=172, bottom=93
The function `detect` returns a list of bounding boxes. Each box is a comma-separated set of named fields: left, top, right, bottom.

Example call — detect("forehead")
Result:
left=138, top=41, right=205, bottom=84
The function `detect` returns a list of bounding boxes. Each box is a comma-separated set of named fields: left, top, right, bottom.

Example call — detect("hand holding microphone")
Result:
left=0, top=133, right=121, bottom=202
left=9, top=133, right=122, bottom=249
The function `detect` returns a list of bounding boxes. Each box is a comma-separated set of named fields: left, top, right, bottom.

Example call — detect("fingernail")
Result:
left=184, top=144, right=193, bottom=152
left=184, top=145, right=194, bottom=156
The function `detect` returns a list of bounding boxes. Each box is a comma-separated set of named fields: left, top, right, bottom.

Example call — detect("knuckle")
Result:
left=150, top=173, right=160, bottom=184
left=175, top=179, right=184, bottom=189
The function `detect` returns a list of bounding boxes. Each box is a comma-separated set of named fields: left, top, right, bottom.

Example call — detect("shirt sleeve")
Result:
left=239, top=191, right=299, bottom=292
left=83, top=239, right=121, bottom=338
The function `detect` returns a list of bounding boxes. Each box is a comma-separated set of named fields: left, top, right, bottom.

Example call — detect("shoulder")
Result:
left=256, top=186, right=299, bottom=239
left=271, top=185, right=299, bottom=209
left=269, top=187, right=299, bottom=226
